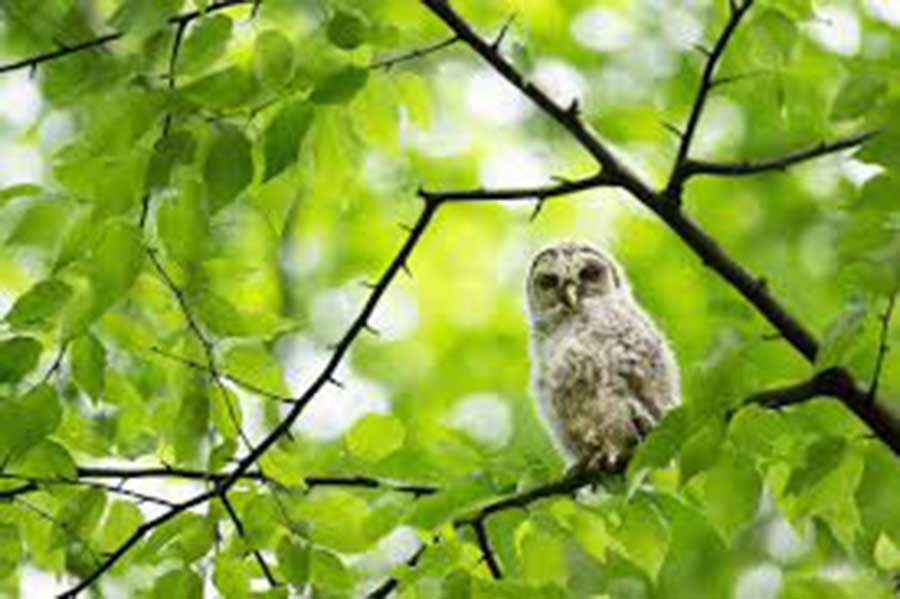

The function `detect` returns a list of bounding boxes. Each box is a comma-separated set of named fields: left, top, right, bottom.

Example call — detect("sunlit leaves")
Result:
left=157, top=174, right=208, bottom=264
left=0, top=336, right=42, bottom=383
left=831, top=73, right=887, bottom=121
left=311, top=67, right=369, bottom=104
left=519, top=523, right=567, bottom=587
left=154, top=569, right=203, bottom=599
left=874, top=533, right=900, bottom=570
left=182, top=67, right=256, bottom=109
left=276, top=537, right=310, bottom=588
left=255, top=30, right=295, bottom=87
left=146, top=131, right=197, bottom=191
left=3, top=279, right=72, bottom=329
left=346, top=412, right=406, bottom=462
left=263, top=100, right=314, bottom=181
left=615, top=496, right=669, bottom=580
left=327, top=10, right=368, bottom=50
left=222, top=342, right=289, bottom=396
left=213, top=553, right=251, bottom=598
left=205, top=125, right=253, bottom=212
left=0, top=525, right=21, bottom=579
left=70, top=332, right=106, bottom=402
left=816, top=299, right=868, bottom=367
left=180, top=15, right=233, bottom=75
left=310, top=548, right=354, bottom=597
left=702, top=451, right=762, bottom=542
left=100, top=501, right=144, bottom=552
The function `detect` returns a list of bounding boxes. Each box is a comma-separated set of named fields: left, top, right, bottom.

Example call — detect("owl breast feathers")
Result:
left=526, top=241, right=680, bottom=472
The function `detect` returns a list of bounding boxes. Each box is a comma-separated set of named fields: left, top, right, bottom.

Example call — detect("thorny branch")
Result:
left=665, top=0, right=755, bottom=200
left=683, top=131, right=879, bottom=179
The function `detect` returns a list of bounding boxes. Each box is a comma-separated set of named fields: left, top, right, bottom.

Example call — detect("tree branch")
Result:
left=665, top=0, right=755, bottom=200
left=744, top=367, right=900, bottom=454
left=59, top=198, right=442, bottom=597
left=216, top=485, right=279, bottom=588
left=471, top=519, right=503, bottom=579
left=683, top=131, right=879, bottom=178
left=370, top=35, right=459, bottom=70
left=0, top=0, right=255, bottom=75
left=419, top=172, right=617, bottom=204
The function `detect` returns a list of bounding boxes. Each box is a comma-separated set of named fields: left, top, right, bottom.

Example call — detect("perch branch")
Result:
left=869, top=290, right=898, bottom=402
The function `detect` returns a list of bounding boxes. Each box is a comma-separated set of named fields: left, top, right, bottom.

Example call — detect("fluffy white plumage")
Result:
left=526, top=241, right=680, bottom=471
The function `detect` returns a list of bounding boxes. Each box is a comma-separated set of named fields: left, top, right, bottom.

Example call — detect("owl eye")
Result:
left=579, top=264, right=604, bottom=283
left=536, top=273, right=558, bottom=290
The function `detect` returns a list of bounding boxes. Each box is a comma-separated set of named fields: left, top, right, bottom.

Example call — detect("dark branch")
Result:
left=683, top=131, right=878, bottom=178
left=869, top=290, right=898, bottom=402
left=216, top=486, right=278, bottom=588
left=370, top=35, right=459, bottom=70
left=60, top=198, right=442, bottom=597
left=665, top=0, right=755, bottom=200
left=367, top=546, right=426, bottom=599
left=0, top=0, right=255, bottom=75
left=419, top=172, right=617, bottom=204
left=471, top=519, right=503, bottom=579
left=744, top=367, right=900, bottom=455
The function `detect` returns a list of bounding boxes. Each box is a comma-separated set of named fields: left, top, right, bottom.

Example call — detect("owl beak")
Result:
left=560, top=281, right=578, bottom=310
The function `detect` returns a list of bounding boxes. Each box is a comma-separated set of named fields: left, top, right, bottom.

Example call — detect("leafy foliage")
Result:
left=0, top=0, right=899, bottom=598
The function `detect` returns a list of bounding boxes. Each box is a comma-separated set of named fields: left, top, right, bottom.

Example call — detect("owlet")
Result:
left=526, top=241, right=680, bottom=472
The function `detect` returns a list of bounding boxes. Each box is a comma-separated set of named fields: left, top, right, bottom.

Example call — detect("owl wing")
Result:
left=617, top=336, right=673, bottom=440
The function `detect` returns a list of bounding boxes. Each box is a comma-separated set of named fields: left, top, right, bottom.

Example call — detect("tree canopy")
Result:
left=1, top=0, right=900, bottom=597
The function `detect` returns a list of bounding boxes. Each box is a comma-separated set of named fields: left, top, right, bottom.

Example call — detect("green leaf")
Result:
left=181, top=67, right=256, bottom=110
left=222, top=342, right=290, bottom=396
left=57, top=487, right=106, bottom=539
left=874, top=532, right=900, bottom=570
left=179, top=15, right=232, bottom=75
left=111, top=0, right=180, bottom=35
left=310, top=67, right=368, bottom=105
left=816, top=299, right=868, bottom=368
left=88, top=221, right=144, bottom=316
left=616, top=496, right=670, bottom=580
left=4, top=279, right=72, bottom=328
left=263, top=100, right=314, bottom=181
left=346, top=413, right=406, bottom=462
left=310, top=548, right=353, bottom=597
left=327, top=11, right=368, bottom=50
left=9, top=439, right=77, bottom=479
left=205, top=125, right=253, bottom=212
left=394, top=72, right=432, bottom=128
left=831, top=73, right=887, bottom=121
left=520, top=524, right=567, bottom=587
left=0, top=183, right=43, bottom=207
left=157, top=174, right=208, bottom=265
left=679, top=418, right=725, bottom=483
left=0, top=336, right=42, bottom=383
left=154, top=568, right=203, bottom=599
left=702, top=452, right=762, bottom=542
left=100, top=501, right=144, bottom=552
left=254, top=29, right=295, bottom=86
left=210, top=385, right=242, bottom=441
left=276, top=537, right=310, bottom=588
left=145, top=131, right=197, bottom=191
left=785, top=436, right=847, bottom=496
left=749, top=9, right=798, bottom=64
left=0, top=524, right=21, bottom=579
left=292, top=491, right=373, bottom=553
left=213, top=554, right=250, bottom=598
left=70, top=333, right=106, bottom=402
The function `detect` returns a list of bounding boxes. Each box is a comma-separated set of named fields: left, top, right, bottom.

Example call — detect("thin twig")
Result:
left=216, top=485, right=279, bottom=588
left=471, top=519, right=503, bottom=579
left=683, top=131, right=879, bottom=178
left=370, top=36, right=459, bottom=70
left=665, top=0, right=755, bottom=200
left=0, top=0, right=255, bottom=75
left=418, top=171, right=618, bottom=204
left=151, top=346, right=297, bottom=404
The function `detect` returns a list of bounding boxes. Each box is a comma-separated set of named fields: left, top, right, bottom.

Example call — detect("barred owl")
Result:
left=526, top=241, right=680, bottom=472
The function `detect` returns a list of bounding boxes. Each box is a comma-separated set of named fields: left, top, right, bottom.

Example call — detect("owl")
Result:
left=526, top=241, right=680, bottom=472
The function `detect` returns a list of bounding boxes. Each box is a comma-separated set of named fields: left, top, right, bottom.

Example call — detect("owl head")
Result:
left=526, top=240, right=624, bottom=320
